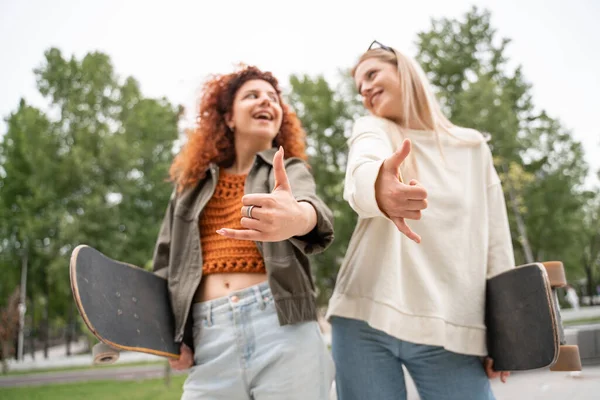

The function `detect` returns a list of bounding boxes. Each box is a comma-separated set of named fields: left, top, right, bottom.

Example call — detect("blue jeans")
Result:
left=331, top=316, right=495, bottom=400
left=182, top=282, right=334, bottom=399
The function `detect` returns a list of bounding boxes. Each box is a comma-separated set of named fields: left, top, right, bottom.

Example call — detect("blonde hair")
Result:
left=352, top=48, right=456, bottom=135
left=352, top=47, right=482, bottom=177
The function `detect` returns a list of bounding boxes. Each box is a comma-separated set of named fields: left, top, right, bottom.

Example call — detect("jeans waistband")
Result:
left=192, top=281, right=272, bottom=321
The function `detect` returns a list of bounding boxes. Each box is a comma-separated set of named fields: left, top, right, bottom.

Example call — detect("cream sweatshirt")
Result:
left=326, top=115, right=515, bottom=356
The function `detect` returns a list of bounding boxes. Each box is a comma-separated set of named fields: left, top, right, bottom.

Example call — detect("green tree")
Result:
left=415, top=7, right=590, bottom=277
left=0, top=98, right=64, bottom=358
left=286, top=73, right=361, bottom=305
left=577, top=192, right=600, bottom=302
left=0, top=48, right=180, bottom=357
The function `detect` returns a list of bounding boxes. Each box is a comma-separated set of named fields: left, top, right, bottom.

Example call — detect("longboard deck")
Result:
left=70, top=245, right=180, bottom=359
left=486, top=263, right=559, bottom=371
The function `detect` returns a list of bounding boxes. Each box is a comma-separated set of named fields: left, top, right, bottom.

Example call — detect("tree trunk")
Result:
left=42, top=306, right=49, bottom=359
left=502, top=162, right=534, bottom=264
left=43, top=271, right=49, bottom=359
left=588, top=234, right=600, bottom=305
left=17, top=249, right=28, bottom=362
left=585, top=264, right=595, bottom=304
left=13, top=331, right=18, bottom=361
left=1, top=342, right=8, bottom=375
left=29, top=298, right=35, bottom=361
left=66, top=302, right=74, bottom=356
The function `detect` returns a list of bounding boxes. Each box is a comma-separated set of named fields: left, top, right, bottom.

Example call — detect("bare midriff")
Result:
left=194, top=273, right=267, bottom=302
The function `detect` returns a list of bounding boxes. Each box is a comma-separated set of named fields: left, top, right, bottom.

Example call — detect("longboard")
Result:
left=70, top=245, right=180, bottom=364
left=486, top=261, right=581, bottom=371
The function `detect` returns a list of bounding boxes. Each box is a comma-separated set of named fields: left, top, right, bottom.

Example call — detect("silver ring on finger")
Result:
left=247, top=205, right=255, bottom=219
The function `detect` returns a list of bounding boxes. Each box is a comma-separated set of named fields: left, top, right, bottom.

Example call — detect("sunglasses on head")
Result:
left=367, top=40, right=394, bottom=53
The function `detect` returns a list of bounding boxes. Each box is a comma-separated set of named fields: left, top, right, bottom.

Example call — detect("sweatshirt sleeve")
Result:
left=485, top=146, right=516, bottom=278
left=343, top=116, right=394, bottom=219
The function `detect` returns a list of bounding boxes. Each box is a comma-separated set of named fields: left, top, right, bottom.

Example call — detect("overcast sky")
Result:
left=1, top=0, right=598, bottom=186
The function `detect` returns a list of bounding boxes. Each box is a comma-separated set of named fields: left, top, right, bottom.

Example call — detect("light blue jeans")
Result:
left=331, top=316, right=495, bottom=400
left=182, top=282, right=335, bottom=399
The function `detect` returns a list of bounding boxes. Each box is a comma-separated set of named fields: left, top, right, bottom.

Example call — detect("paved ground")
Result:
left=561, top=305, right=600, bottom=322
left=0, top=364, right=185, bottom=388
left=2, top=363, right=599, bottom=400
left=487, top=367, right=600, bottom=400
left=6, top=342, right=163, bottom=372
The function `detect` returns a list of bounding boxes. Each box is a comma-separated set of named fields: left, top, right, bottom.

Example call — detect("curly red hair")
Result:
left=170, top=65, right=308, bottom=191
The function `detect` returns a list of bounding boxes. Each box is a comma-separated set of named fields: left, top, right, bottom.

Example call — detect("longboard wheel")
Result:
left=542, top=261, right=567, bottom=288
left=92, top=342, right=120, bottom=365
left=550, top=345, right=582, bottom=371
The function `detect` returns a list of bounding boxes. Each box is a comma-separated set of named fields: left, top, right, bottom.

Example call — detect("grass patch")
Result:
left=0, top=375, right=187, bottom=400
left=4, top=360, right=164, bottom=377
left=564, top=317, right=600, bottom=326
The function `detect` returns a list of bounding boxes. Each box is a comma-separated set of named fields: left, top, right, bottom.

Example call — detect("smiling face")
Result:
left=354, top=57, right=403, bottom=122
left=225, top=79, right=283, bottom=147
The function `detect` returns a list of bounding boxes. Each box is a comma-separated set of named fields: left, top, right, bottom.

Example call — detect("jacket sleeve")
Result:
left=285, top=158, right=334, bottom=255
left=344, top=116, right=394, bottom=219
left=484, top=145, right=516, bottom=278
left=152, top=190, right=176, bottom=279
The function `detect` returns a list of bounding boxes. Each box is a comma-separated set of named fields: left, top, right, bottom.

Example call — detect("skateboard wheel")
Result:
left=542, top=261, right=567, bottom=288
left=92, top=342, right=120, bottom=365
left=550, top=345, right=582, bottom=371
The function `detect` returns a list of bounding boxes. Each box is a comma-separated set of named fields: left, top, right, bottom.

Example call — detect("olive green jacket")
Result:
left=152, top=148, right=334, bottom=343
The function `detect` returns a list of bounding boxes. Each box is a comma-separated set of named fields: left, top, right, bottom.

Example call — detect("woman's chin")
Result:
left=239, top=130, right=278, bottom=146
left=374, top=102, right=400, bottom=122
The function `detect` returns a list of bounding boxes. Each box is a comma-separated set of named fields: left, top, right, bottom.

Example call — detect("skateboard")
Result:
left=70, top=244, right=180, bottom=365
left=486, top=261, right=582, bottom=372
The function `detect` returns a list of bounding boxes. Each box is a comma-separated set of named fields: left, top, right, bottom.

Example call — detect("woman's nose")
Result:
left=361, top=86, right=372, bottom=98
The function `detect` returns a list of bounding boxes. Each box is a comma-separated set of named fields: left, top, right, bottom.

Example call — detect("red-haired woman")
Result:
left=152, top=65, right=335, bottom=399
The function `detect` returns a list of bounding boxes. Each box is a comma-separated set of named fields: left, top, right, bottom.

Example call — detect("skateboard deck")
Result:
left=70, top=245, right=180, bottom=364
left=486, top=262, right=581, bottom=372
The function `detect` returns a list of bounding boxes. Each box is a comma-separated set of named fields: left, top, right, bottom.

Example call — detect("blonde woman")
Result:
left=326, top=41, right=515, bottom=400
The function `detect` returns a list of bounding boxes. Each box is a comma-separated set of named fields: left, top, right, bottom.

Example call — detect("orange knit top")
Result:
left=199, top=171, right=266, bottom=275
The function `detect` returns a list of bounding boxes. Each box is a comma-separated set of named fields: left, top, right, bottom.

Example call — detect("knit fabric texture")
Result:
left=200, top=171, right=266, bottom=275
